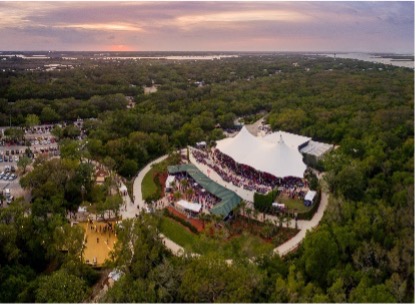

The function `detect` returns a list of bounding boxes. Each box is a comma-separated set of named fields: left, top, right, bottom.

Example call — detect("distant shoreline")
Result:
left=320, top=52, right=414, bottom=69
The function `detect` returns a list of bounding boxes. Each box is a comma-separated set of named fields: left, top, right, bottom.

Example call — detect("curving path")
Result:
left=273, top=189, right=329, bottom=256
left=119, top=154, right=188, bottom=255
left=120, top=154, right=168, bottom=219
left=129, top=152, right=329, bottom=257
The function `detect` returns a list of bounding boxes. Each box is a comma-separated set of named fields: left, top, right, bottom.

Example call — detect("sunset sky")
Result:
left=0, top=1, right=414, bottom=53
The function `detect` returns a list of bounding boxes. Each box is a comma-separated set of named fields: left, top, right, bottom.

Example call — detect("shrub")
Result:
left=254, top=190, right=278, bottom=213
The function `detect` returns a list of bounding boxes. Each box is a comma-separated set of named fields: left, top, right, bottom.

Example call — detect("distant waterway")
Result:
left=320, top=52, right=414, bottom=68
left=0, top=54, right=50, bottom=59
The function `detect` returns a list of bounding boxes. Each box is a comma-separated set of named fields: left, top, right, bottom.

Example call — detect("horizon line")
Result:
left=0, top=50, right=414, bottom=55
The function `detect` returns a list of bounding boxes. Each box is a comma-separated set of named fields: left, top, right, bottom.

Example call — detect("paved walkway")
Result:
left=120, top=154, right=168, bottom=219
left=273, top=189, right=329, bottom=256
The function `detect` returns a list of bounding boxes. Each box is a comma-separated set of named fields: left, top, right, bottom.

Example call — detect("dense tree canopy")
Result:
left=0, top=54, right=413, bottom=303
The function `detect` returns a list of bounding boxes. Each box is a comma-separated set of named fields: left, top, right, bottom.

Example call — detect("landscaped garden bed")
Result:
left=158, top=210, right=299, bottom=259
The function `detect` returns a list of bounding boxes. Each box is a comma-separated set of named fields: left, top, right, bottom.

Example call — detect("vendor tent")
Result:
left=177, top=199, right=202, bottom=213
left=78, top=206, right=87, bottom=213
left=272, top=202, right=286, bottom=209
left=304, top=190, right=317, bottom=206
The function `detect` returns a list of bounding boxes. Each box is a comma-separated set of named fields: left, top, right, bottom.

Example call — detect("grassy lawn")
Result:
left=159, top=216, right=198, bottom=250
left=159, top=217, right=274, bottom=259
left=141, top=154, right=181, bottom=202
left=276, top=195, right=312, bottom=214
left=141, top=165, right=160, bottom=201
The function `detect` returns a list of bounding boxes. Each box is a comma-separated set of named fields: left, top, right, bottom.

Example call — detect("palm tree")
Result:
left=278, top=214, right=284, bottom=228
left=186, top=188, right=193, bottom=201
left=199, top=212, right=211, bottom=231
left=169, top=180, right=176, bottom=191
left=253, top=208, right=260, bottom=222
left=180, top=179, right=188, bottom=192
left=235, top=201, right=246, bottom=218
left=173, top=191, right=182, bottom=201
left=245, top=207, right=252, bottom=226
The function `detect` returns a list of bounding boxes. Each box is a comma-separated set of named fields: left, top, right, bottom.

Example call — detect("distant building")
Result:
left=143, top=85, right=158, bottom=95
left=96, top=176, right=105, bottom=185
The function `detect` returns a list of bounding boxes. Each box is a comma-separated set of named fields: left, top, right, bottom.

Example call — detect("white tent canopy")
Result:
left=263, top=131, right=311, bottom=149
left=216, top=126, right=307, bottom=179
left=177, top=199, right=202, bottom=213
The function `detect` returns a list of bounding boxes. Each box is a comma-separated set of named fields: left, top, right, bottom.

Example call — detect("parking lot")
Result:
left=0, top=124, right=61, bottom=206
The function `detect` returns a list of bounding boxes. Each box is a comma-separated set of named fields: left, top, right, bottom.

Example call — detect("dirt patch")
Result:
left=157, top=172, right=168, bottom=198
left=167, top=206, right=205, bottom=232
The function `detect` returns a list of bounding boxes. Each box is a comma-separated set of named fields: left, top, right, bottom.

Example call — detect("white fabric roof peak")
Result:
left=216, top=126, right=306, bottom=178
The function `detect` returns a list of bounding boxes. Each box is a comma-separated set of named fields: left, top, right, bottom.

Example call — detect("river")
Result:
left=319, top=52, right=414, bottom=69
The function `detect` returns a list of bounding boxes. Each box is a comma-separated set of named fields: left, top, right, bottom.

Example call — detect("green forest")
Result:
left=0, top=55, right=414, bottom=303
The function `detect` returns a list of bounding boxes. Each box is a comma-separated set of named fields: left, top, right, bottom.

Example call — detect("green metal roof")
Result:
left=168, top=164, right=242, bottom=217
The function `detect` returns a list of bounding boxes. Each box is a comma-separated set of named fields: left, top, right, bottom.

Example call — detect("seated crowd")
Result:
left=191, top=148, right=308, bottom=195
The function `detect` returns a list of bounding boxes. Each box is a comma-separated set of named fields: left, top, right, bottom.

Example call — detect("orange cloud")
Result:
left=176, top=9, right=311, bottom=28
left=108, top=44, right=134, bottom=52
